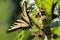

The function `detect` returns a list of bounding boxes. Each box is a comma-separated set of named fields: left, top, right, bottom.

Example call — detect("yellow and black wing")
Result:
left=8, top=1, right=30, bottom=31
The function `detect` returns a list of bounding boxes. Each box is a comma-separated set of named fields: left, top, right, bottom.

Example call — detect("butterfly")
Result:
left=8, top=1, right=31, bottom=32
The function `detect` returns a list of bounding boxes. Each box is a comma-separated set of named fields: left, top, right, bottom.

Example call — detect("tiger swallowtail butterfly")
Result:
left=8, top=1, right=31, bottom=32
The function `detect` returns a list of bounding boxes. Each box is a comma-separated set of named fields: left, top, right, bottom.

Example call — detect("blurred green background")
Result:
left=0, top=0, right=18, bottom=40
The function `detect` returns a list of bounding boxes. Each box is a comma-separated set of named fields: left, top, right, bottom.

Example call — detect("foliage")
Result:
left=0, top=0, right=60, bottom=40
